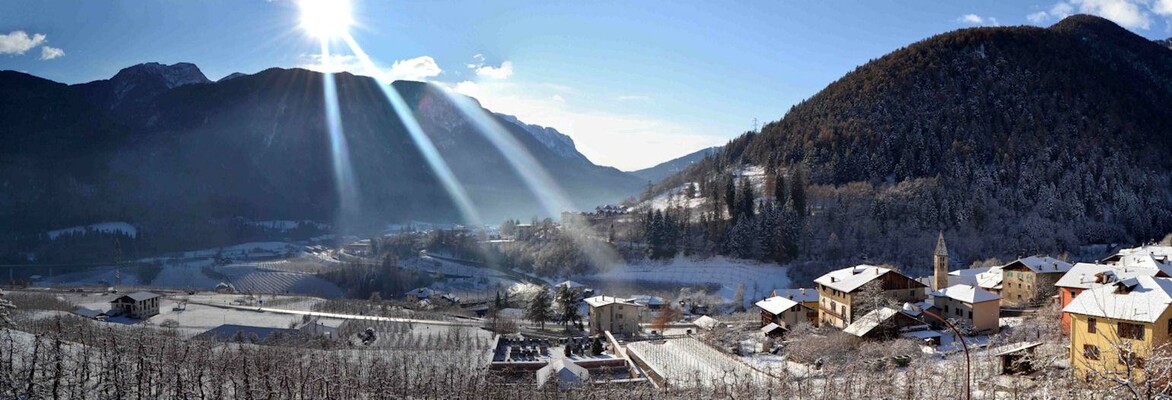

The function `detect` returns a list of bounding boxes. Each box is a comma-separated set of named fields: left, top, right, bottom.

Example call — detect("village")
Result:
left=3, top=228, right=1172, bottom=397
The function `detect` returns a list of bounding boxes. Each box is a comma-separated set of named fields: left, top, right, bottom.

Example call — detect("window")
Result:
left=1120, top=350, right=1146, bottom=369
left=967, top=311, right=972, bottom=319
left=1083, top=344, right=1101, bottom=360
left=944, top=305, right=949, bottom=313
left=1088, top=318, right=1097, bottom=334
left=1167, top=319, right=1172, bottom=335
left=955, top=307, right=962, bottom=316
left=1119, top=322, right=1145, bottom=340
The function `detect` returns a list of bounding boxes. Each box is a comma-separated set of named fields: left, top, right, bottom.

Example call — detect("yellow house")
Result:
left=1064, top=276, right=1172, bottom=381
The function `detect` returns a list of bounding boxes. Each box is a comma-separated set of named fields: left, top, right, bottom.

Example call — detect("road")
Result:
left=188, top=301, right=483, bottom=327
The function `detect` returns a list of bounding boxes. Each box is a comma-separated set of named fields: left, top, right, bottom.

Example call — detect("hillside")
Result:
left=647, top=15, right=1172, bottom=280
left=630, top=146, right=720, bottom=184
left=0, top=65, right=643, bottom=261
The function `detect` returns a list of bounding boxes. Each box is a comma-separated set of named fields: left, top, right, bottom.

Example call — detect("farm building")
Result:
left=109, top=291, right=160, bottom=319
left=843, top=306, right=928, bottom=340
left=405, top=287, right=433, bottom=301
left=194, top=324, right=302, bottom=344
left=585, top=296, right=643, bottom=335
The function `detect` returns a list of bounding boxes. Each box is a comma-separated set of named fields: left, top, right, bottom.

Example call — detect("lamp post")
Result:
left=921, top=308, right=971, bottom=400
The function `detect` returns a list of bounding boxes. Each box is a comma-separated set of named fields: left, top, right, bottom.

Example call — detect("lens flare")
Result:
left=340, top=33, right=483, bottom=226
left=298, top=0, right=353, bottom=39
left=318, top=38, right=361, bottom=229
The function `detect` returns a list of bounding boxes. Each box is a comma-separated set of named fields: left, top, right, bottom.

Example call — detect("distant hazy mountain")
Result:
left=495, top=113, right=592, bottom=164
left=650, top=14, right=1172, bottom=274
left=630, top=146, right=720, bottom=184
left=0, top=64, right=644, bottom=251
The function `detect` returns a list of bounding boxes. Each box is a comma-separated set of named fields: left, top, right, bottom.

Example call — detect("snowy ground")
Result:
left=584, top=256, right=790, bottom=303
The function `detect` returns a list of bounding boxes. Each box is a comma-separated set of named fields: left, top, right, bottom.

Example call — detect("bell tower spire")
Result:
left=933, top=232, right=949, bottom=291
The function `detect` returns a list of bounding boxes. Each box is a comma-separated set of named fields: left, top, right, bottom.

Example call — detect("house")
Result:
left=536, top=359, right=589, bottom=390
left=343, top=239, right=372, bottom=256
left=946, top=266, right=1004, bottom=295
left=1064, top=276, right=1172, bottom=381
left=405, top=287, right=433, bottom=302
left=584, top=296, right=643, bottom=335
left=554, top=280, right=593, bottom=297
left=755, top=295, right=816, bottom=333
left=843, top=306, right=928, bottom=339
left=814, top=265, right=928, bottom=329
left=627, top=295, right=666, bottom=320
left=109, top=291, right=160, bottom=319
left=930, top=284, right=1001, bottom=334
left=693, top=315, right=720, bottom=331
left=1000, top=256, right=1073, bottom=306
left=1101, top=245, right=1172, bottom=266
left=1055, top=263, right=1165, bottom=334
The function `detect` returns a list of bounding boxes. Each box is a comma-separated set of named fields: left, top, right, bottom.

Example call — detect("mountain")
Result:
left=630, top=146, right=720, bottom=184
left=495, top=113, right=591, bottom=164
left=73, top=62, right=210, bottom=121
left=0, top=64, right=643, bottom=258
left=651, top=15, right=1172, bottom=278
left=218, top=72, right=249, bottom=82
left=1158, top=38, right=1172, bottom=50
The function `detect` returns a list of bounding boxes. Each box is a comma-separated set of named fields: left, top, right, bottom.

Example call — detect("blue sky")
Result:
left=3, top=0, right=1171, bottom=170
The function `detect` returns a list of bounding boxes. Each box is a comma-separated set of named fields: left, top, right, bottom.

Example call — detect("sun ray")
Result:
left=318, top=38, right=361, bottom=230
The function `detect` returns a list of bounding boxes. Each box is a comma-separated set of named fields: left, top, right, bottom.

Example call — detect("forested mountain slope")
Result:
left=649, top=15, right=1172, bottom=281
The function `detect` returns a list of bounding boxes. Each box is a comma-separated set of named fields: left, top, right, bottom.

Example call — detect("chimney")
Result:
left=831, top=277, right=838, bottom=283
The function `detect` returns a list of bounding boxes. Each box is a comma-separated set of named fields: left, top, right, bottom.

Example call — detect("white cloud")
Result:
left=444, top=79, right=724, bottom=170
left=386, top=55, right=442, bottom=81
left=1028, top=0, right=1156, bottom=30
left=474, top=60, right=514, bottom=79
left=300, top=54, right=442, bottom=82
left=958, top=14, right=999, bottom=26
left=0, top=30, right=47, bottom=55
left=959, top=14, right=985, bottom=24
left=1156, top=0, right=1172, bottom=16
left=39, top=46, right=64, bottom=60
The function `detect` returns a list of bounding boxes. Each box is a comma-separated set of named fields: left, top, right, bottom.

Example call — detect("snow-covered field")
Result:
left=626, top=337, right=773, bottom=387
left=586, top=256, right=790, bottom=302
left=47, top=222, right=137, bottom=239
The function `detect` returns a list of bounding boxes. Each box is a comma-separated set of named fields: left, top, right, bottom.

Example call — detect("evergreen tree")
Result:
left=526, top=287, right=554, bottom=330
left=790, top=166, right=807, bottom=215
left=556, top=286, right=581, bottom=329
left=494, top=291, right=503, bottom=309
left=738, top=176, right=755, bottom=219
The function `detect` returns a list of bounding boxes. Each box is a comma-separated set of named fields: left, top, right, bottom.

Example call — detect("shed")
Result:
left=988, top=341, right=1043, bottom=375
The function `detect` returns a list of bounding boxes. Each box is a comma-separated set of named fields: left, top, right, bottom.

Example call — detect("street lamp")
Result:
left=920, top=307, right=971, bottom=400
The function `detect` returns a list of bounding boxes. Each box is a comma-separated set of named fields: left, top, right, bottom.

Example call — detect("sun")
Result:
left=298, top=0, right=353, bottom=38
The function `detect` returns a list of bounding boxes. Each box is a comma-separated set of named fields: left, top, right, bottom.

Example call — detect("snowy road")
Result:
left=188, top=301, right=483, bottom=327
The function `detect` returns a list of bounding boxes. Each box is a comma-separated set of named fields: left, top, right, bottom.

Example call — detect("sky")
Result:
left=2, top=0, right=1172, bottom=171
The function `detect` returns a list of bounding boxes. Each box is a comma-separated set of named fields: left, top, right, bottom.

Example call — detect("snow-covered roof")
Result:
left=1056, top=262, right=1162, bottom=290
left=975, top=267, right=1003, bottom=290
left=1002, top=256, right=1073, bottom=274
left=844, top=307, right=901, bottom=337
left=1116, top=253, right=1172, bottom=275
left=584, top=295, right=641, bottom=308
left=1114, top=245, right=1172, bottom=259
left=815, top=265, right=920, bottom=293
left=693, top=315, right=720, bottom=330
left=554, top=280, right=587, bottom=289
left=536, top=359, right=589, bottom=389
left=772, top=288, right=818, bottom=303
left=114, top=291, right=159, bottom=302
left=755, top=296, right=800, bottom=315
left=760, top=322, right=784, bottom=334
left=1063, top=276, right=1172, bottom=323
left=932, top=284, right=1000, bottom=304
left=406, top=288, right=433, bottom=298
left=626, top=295, right=665, bottom=307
